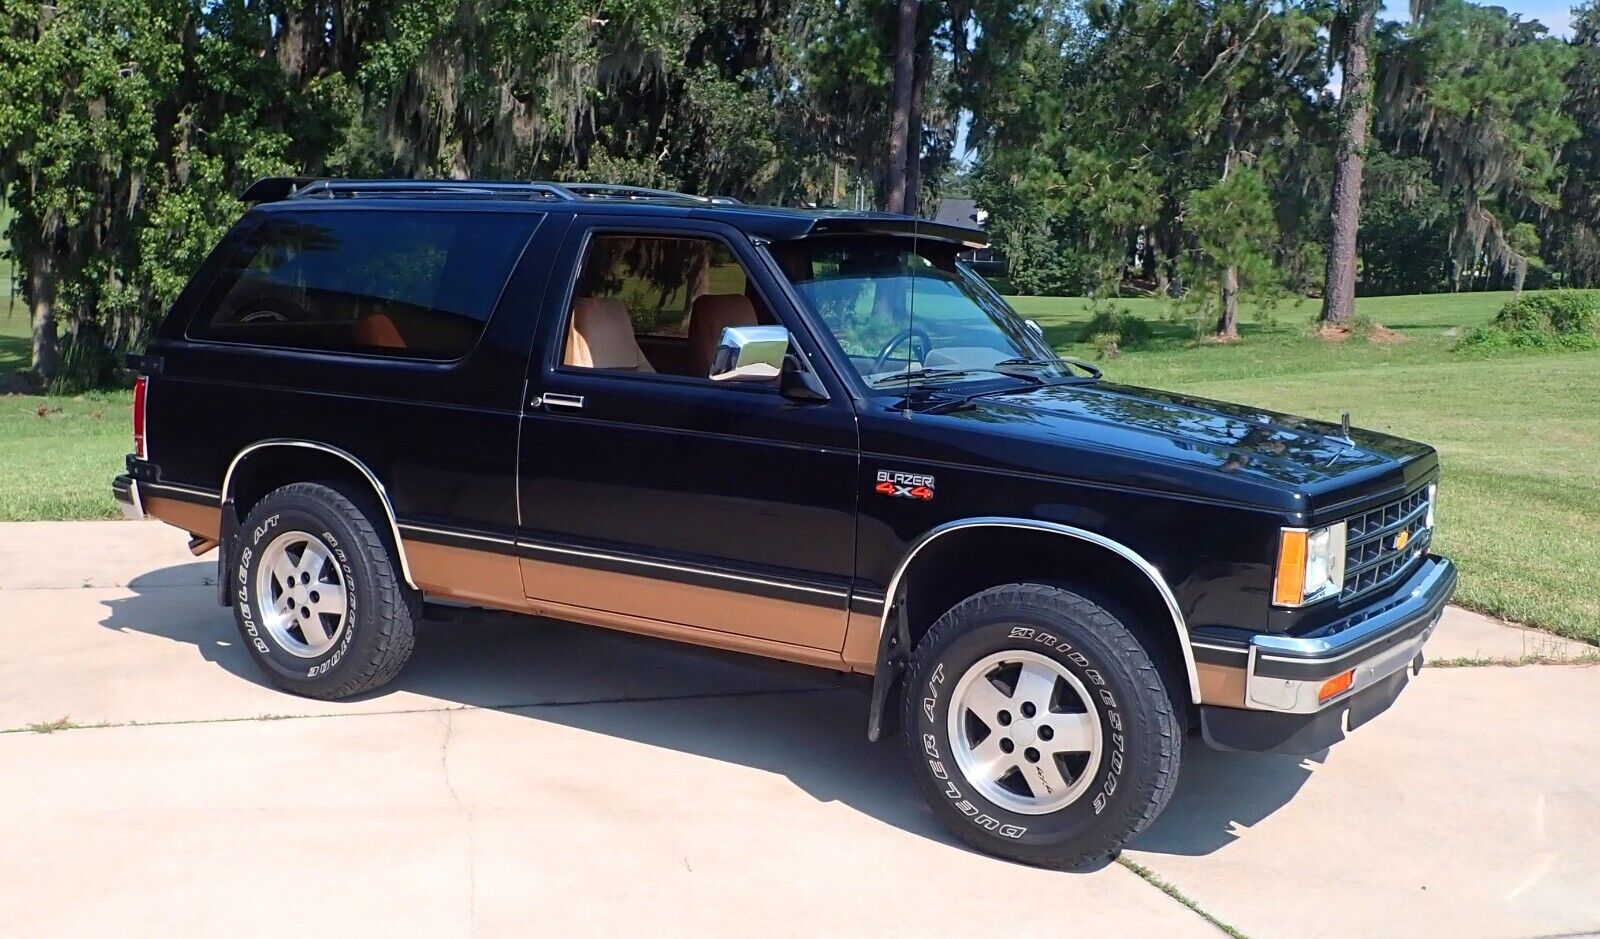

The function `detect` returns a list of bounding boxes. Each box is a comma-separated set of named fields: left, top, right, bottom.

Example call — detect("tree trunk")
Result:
left=1512, top=258, right=1527, bottom=295
left=903, top=35, right=930, bottom=216
left=883, top=0, right=918, bottom=214
left=1217, top=265, right=1240, bottom=339
left=1319, top=0, right=1378, bottom=325
left=29, top=253, right=59, bottom=381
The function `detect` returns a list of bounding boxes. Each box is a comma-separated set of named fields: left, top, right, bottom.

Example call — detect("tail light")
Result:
left=132, top=375, right=148, bottom=460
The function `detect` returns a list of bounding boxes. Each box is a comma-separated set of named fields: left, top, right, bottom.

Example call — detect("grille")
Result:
left=1342, top=485, right=1432, bottom=601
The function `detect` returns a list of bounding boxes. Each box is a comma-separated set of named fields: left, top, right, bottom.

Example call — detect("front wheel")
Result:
left=902, top=583, right=1180, bottom=868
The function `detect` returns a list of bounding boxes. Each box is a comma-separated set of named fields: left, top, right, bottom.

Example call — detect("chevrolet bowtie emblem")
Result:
left=1393, top=529, right=1411, bottom=551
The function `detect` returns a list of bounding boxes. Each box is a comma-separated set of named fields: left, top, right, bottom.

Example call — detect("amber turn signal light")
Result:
left=1273, top=529, right=1309, bottom=606
left=1318, top=669, right=1355, bottom=703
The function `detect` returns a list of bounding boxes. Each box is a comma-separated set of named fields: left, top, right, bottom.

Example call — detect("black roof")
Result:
left=238, top=177, right=988, bottom=248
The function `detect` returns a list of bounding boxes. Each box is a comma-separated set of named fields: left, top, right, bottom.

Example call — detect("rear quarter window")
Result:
left=189, top=209, right=538, bottom=359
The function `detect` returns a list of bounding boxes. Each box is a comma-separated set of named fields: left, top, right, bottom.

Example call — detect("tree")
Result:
left=1358, top=152, right=1454, bottom=294
left=1319, top=0, right=1378, bottom=325
left=970, top=0, right=1324, bottom=335
left=1377, top=1, right=1576, bottom=291
left=1545, top=0, right=1600, bottom=286
left=884, top=0, right=919, bottom=212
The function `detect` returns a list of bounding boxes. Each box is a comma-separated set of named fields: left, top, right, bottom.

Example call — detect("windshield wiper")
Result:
left=866, top=366, right=1047, bottom=388
left=919, top=367, right=1100, bottom=414
left=993, top=356, right=1104, bottom=380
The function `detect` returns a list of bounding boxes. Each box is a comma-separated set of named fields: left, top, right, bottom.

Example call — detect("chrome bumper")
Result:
left=1244, top=556, right=1457, bottom=714
left=112, top=474, right=145, bottom=521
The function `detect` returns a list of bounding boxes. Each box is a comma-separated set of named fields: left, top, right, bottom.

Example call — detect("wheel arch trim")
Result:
left=877, top=517, right=1202, bottom=703
left=221, top=439, right=418, bottom=589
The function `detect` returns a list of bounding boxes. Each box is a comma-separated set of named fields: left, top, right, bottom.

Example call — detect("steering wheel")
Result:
left=872, top=326, right=934, bottom=373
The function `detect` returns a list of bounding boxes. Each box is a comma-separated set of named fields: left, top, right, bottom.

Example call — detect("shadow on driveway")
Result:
left=100, top=562, right=1317, bottom=861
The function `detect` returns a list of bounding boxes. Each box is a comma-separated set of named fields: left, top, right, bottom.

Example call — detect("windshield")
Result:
left=770, top=236, right=1073, bottom=389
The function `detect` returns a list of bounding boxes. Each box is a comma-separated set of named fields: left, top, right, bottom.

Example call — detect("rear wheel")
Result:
left=902, top=583, right=1180, bottom=868
left=233, top=482, right=417, bottom=699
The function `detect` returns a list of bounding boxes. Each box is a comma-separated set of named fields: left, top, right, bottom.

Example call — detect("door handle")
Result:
left=535, top=393, right=585, bottom=410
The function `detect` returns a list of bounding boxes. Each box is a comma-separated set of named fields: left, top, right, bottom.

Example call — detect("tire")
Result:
left=901, top=583, right=1180, bottom=869
left=232, top=482, right=418, bottom=699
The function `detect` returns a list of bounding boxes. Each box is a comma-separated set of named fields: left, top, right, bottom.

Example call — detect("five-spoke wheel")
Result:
left=255, top=531, right=349, bottom=657
left=948, top=650, right=1103, bottom=814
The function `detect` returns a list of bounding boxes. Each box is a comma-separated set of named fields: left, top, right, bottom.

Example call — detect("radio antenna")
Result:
left=903, top=211, right=918, bottom=417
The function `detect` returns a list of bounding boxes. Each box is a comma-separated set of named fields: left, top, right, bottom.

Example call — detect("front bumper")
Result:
left=111, top=474, right=145, bottom=521
left=1201, top=555, right=1457, bottom=754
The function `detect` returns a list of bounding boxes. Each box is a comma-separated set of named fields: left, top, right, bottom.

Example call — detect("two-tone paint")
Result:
left=124, top=191, right=1449, bottom=747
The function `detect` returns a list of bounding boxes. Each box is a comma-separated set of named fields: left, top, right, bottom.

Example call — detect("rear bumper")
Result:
left=1201, top=555, right=1456, bottom=754
left=111, top=474, right=145, bottom=521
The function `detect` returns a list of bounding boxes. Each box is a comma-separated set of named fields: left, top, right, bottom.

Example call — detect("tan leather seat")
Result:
left=353, top=312, right=407, bottom=349
left=688, top=294, right=759, bottom=377
left=565, top=297, right=654, bottom=372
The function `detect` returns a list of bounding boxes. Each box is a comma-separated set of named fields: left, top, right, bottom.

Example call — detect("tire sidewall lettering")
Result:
left=236, top=508, right=360, bottom=680
left=918, top=620, right=1130, bottom=843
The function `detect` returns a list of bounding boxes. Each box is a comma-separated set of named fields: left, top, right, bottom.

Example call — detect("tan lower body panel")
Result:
left=144, top=496, right=221, bottom=541
left=523, top=596, right=852, bottom=671
left=841, top=609, right=883, bottom=673
left=404, top=539, right=525, bottom=608
left=401, top=536, right=853, bottom=669
left=518, top=556, right=848, bottom=652
left=1197, top=660, right=1247, bottom=708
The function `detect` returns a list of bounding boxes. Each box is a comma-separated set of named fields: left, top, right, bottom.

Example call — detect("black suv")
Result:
left=114, top=178, right=1456, bottom=868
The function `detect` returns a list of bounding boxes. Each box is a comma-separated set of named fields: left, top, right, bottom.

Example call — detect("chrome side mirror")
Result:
left=710, top=325, right=789, bottom=382
left=1025, top=319, right=1044, bottom=338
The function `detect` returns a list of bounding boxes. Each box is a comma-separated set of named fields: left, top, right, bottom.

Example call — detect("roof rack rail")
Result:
left=290, top=179, right=578, bottom=202
left=239, top=176, right=743, bottom=206
left=556, top=182, right=742, bottom=205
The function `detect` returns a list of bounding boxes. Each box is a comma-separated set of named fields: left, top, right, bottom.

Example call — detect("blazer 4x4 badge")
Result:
left=875, top=469, right=935, bottom=501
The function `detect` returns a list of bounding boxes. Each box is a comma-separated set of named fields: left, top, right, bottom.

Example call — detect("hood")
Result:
left=922, top=380, right=1436, bottom=509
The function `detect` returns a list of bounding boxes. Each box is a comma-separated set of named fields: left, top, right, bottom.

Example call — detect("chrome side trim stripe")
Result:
left=398, top=522, right=517, bottom=546
left=877, top=517, right=1203, bottom=704
left=221, top=439, right=418, bottom=590
left=143, top=481, right=222, bottom=502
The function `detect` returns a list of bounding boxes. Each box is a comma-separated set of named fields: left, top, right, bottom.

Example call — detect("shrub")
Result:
left=1076, top=306, right=1154, bottom=349
left=1457, top=291, right=1600, bottom=353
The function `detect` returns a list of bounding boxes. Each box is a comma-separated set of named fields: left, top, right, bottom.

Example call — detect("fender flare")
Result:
left=866, top=517, right=1201, bottom=740
left=221, top=439, right=418, bottom=589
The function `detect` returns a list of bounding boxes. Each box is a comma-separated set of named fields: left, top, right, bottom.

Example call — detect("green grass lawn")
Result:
left=0, top=313, right=130, bottom=521
left=1, top=288, right=1596, bottom=643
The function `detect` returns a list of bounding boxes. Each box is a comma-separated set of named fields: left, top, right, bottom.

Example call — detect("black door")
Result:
left=516, top=217, right=861, bottom=652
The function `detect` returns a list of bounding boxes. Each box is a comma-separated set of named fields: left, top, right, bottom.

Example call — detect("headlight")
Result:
left=1425, top=483, right=1437, bottom=529
left=1273, top=522, right=1347, bottom=607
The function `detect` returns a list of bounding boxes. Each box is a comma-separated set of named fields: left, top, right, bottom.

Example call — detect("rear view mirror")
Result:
left=1025, top=319, right=1044, bottom=338
left=710, top=325, right=789, bottom=382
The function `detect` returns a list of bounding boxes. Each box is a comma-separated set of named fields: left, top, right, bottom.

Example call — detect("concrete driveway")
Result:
left=1, top=521, right=1597, bottom=938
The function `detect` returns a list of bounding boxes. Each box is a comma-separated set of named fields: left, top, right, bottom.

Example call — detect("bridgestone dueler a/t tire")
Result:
left=902, top=583, right=1180, bottom=869
left=233, top=482, right=417, bottom=700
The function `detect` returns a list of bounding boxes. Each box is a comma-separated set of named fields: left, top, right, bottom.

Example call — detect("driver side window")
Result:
left=560, top=234, right=777, bottom=379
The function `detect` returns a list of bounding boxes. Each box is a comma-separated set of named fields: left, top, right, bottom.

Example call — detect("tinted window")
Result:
left=191, top=210, right=537, bottom=359
left=774, top=236, right=1066, bottom=386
